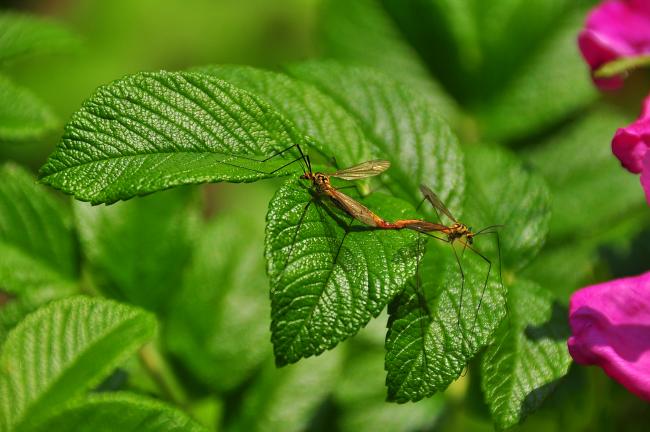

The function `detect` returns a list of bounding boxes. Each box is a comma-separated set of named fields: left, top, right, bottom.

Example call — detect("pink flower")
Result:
left=578, top=0, right=650, bottom=90
left=612, top=93, right=650, bottom=204
left=568, top=271, right=650, bottom=401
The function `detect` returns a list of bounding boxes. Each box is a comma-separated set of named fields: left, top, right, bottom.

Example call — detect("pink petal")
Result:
left=611, top=93, right=650, bottom=174
left=642, top=152, right=650, bottom=205
left=578, top=0, right=650, bottom=90
left=568, top=271, right=650, bottom=401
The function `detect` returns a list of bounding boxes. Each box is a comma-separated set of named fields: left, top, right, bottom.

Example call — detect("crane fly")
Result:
left=399, top=185, right=503, bottom=339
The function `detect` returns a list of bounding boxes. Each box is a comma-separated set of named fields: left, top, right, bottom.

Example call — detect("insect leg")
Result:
left=413, top=234, right=432, bottom=376
left=277, top=198, right=313, bottom=290
left=462, top=243, right=492, bottom=333
left=450, top=241, right=472, bottom=349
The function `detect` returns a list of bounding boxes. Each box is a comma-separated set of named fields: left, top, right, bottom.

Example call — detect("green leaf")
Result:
left=318, top=0, right=457, bottom=121
left=384, top=145, right=546, bottom=402
left=335, top=339, right=444, bottom=432
left=385, top=236, right=505, bottom=403
left=463, top=145, right=551, bottom=271
left=523, top=103, right=645, bottom=242
left=0, top=296, right=157, bottom=431
left=194, top=65, right=373, bottom=170
left=227, top=350, right=343, bottom=432
left=481, top=279, right=572, bottom=430
left=0, top=163, right=77, bottom=342
left=165, top=210, right=270, bottom=392
left=286, top=61, right=464, bottom=212
left=30, top=392, right=206, bottom=432
left=381, top=0, right=596, bottom=141
left=74, top=188, right=196, bottom=314
left=39, top=71, right=310, bottom=204
left=266, top=179, right=420, bottom=365
left=475, top=9, right=598, bottom=142
left=0, top=74, right=57, bottom=141
left=0, top=12, right=80, bottom=64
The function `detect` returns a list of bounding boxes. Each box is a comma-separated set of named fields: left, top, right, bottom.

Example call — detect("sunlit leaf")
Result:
left=267, top=179, right=420, bottom=365
left=0, top=296, right=156, bottom=431
left=39, top=71, right=309, bottom=204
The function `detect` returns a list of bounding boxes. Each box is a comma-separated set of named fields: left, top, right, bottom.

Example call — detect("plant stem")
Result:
left=138, top=342, right=189, bottom=407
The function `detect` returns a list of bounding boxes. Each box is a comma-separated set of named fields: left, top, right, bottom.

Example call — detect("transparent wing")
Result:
left=329, top=190, right=382, bottom=227
left=330, top=160, right=391, bottom=180
left=419, top=184, right=457, bottom=223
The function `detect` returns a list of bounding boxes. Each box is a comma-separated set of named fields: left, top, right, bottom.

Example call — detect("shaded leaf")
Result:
left=0, top=296, right=156, bottom=431
left=266, top=179, right=420, bottom=365
left=74, top=188, right=196, bottom=314
left=227, top=350, right=343, bottom=432
left=319, top=0, right=457, bottom=121
left=463, top=145, right=551, bottom=271
left=523, top=103, right=645, bottom=241
left=481, top=279, right=572, bottom=430
left=0, top=74, right=57, bottom=141
left=165, top=210, right=270, bottom=392
left=335, top=338, right=444, bottom=432
left=31, top=392, right=206, bottom=432
left=0, top=163, right=77, bottom=342
left=475, top=9, right=597, bottom=142
left=286, top=61, right=464, bottom=213
left=39, top=71, right=309, bottom=204
left=0, top=12, right=79, bottom=64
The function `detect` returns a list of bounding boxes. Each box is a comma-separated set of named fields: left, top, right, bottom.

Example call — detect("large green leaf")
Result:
left=0, top=12, right=79, bottom=64
left=31, top=393, right=206, bottom=432
left=0, top=163, right=77, bottom=342
left=319, top=0, right=457, bottom=121
left=481, top=279, right=572, bottom=430
left=286, top=61, right=464, bottom=213
left=74, top=188, right=196, bottom=314
left=194, top=65, right=373, bottom=171
left=266, top=179, right=420, bottom=365
left=463, top=145, right=551, bottom=271
left=523, top=103, right=645, bottom=241
left=385, top=237, right=505, bottom=403
left=0, top=74, right=57, bottom=141
left=39, top=71, right=309, bottom=204
left=0, top=296, right=156, bottom=432
left=227, top=350, right=343, bottom=432
left=165, top=210, right=270, bottom=392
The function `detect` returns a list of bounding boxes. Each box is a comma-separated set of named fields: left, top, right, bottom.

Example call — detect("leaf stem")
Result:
left=138, top=342, right=189, bottom=407
left=594, top=54, right=650, bottom=78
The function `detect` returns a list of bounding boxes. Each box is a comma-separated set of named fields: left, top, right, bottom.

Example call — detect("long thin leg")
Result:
left=478, top=231, right=507, bottom=322
left=332, top=216, right=355, bottom=264
left=462, top=243, right=492, bottom=333
left=413, top=234, right=431, bottom=375
left=450, top=242, right=470, bottom=348
left=217, top=142, right=309, bottom=176
left=277, top=199, right=312, bottom=289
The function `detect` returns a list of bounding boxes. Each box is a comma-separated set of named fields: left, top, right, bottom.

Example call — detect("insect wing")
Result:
left=419, top=184, right=457, bottom=223
left=330, top=190, right=381, bottom=227
left=330, top=160, right=391, bottom=180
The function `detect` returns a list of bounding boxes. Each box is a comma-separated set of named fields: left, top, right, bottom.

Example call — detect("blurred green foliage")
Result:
left=1, top=0, right=650, bottom=431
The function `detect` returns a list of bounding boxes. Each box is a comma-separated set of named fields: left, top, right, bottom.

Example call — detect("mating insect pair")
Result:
left=230, top=142, right=501, bottom=334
